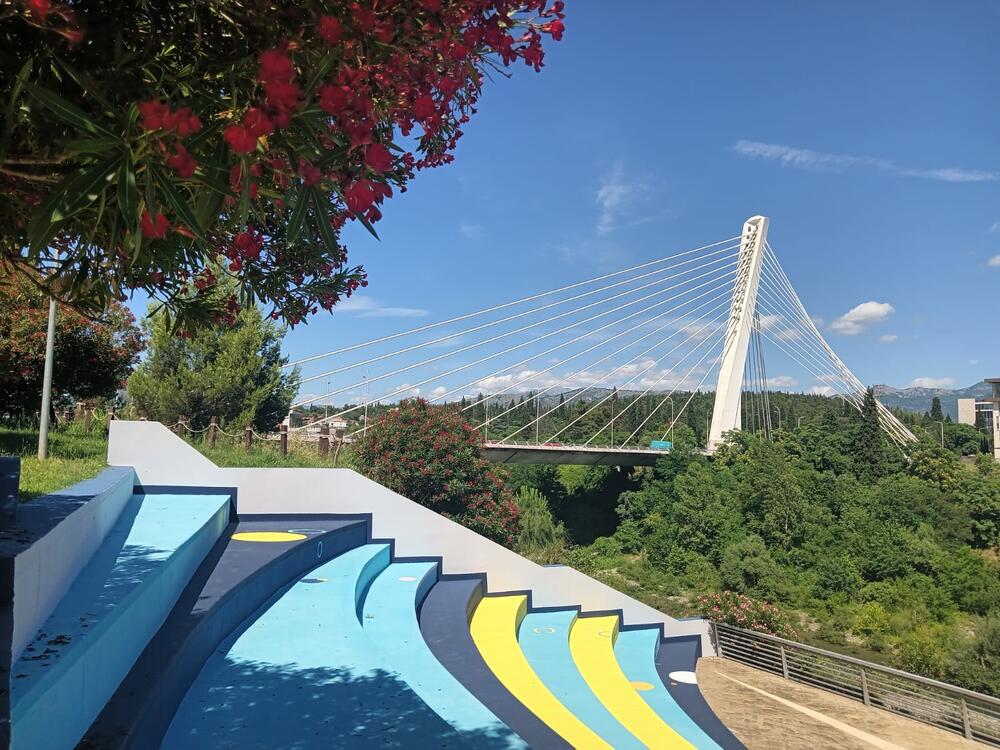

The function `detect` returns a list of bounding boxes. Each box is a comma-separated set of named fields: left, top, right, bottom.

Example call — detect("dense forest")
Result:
left=498, top=391, right=1000, bottom=697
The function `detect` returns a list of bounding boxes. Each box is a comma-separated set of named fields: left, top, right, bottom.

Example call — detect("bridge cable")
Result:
left=292, top=254, right=741, bottom=407
left=283, top=235, right=741, bottom=369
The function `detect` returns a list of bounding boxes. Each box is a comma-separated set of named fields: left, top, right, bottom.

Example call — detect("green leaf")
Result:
left=354, top=210, right=381, bottom=241
left=27, top=155, right=120, bottom=255
left=52, top=55, right=114, bottom=111
left=24, top=82, right=118, bottom=139
left=64, top=135, right=122, bottom=154
left=117, top=151, right=137, bottom=225
left=151, top=165, right=205, bottom=240
left=285, top=189, right=310, bottom=246
left=307, top=187, right=340, bottom=252
left=0, top=58, right=33, bottom=163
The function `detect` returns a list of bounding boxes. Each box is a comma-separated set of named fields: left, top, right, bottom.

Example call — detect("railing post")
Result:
left=711, top=622, right=724, bottom=658
left=861, top=667, right=871, bottom=706
left=961, top=697, right=973, bottom=739
left=105, top=407, right=115, bottom=434
left=208, top=416, right=217, bottom=447
left=780, top=645, right=790, bottom=679
left=173, top=417, right=184, bottom=436
left=319, top=424, right=330, bottom=457
left=83, top=407, right=93, bottom=433
left=244, top=427, right=252, bottom=451
left=279, top=423, right=288, bottom=457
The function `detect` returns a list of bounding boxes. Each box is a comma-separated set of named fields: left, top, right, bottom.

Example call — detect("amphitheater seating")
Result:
left=14, top=490, right=742, bottom=749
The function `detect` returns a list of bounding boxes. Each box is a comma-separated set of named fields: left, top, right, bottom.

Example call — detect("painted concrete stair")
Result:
left=162, top=544, right=524, bottom=749
left=11, top=491, right=231, bottom=750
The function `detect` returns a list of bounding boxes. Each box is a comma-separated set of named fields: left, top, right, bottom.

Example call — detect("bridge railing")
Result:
left=710, top=621, right=1000, bottom=746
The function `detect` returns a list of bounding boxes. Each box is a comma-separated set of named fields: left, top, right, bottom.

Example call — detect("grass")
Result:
left=0, top=424, right=353, bottom=501
left=1, top=425, right=108, bottom=502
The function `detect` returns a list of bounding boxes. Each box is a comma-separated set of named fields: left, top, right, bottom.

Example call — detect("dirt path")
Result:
left=696, top=657, right=980, bottom=750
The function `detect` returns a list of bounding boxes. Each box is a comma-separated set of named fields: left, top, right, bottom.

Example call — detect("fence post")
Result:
left=710, top=623, right=723, bottom=658
left=105, top=407, right=115, bottom=433
left=279, top=423, right=288, bottom=457
left=961, top=697, right=973, bottom=739
left=319, top=424, right=330, bottom=457
left=208, top=416, right=217, bottom=447
left=779, top=645, right=790, bottom=679
left=860, top=667, right=871, bottom=706
left=74, top=402, right=84, bottom=421
left=84, top=407, right=93, bottom=433
left=173, top=417, right=185, bottom=436
left=244, top=427, right=252, bottom=451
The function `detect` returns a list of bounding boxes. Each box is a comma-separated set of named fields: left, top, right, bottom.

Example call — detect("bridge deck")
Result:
left=483, top=442, right=668, bottom=466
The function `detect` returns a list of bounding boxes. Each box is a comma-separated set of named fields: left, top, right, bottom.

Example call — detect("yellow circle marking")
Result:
left=630, top=681, right=655, bottom=692
left=232, top=531, right=307, bottom=543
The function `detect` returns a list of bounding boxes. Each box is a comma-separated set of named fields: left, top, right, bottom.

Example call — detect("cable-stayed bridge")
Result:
left=285, top=216, right=916, bottom=465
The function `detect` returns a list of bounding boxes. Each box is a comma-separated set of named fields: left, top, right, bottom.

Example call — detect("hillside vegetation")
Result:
left=507, top=391, right=1000, bottom=696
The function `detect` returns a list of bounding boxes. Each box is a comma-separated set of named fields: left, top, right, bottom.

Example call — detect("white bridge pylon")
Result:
left=285, top=216, right=915, bottom=463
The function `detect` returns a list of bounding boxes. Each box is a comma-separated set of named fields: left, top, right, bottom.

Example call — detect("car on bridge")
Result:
left=649, top=440, right=673, bottom=451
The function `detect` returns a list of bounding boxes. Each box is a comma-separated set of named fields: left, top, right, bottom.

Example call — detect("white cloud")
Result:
left=988, top=255, right=1000, bottom=267
left=595, top=163, right=647, bottom=235
left=459, top=222, right=485, bottom=242
left=733, top=140, right=999, bottom=183
left=335, top=296, right=430, bottom=318
left=878, top=334, right=898, bottom=343
left=829, top=301, right=895, bottom=335
left=430, top=386, right=448, bottom=397
left=908, top=377, right=955, bottom=388
left=809, top=385, right=836, bottom=396
left=970, top=359, right=980, bottom=366
left=987, top=222, right=1000, bottom=233
left=767, top=375, right=798, bottom=388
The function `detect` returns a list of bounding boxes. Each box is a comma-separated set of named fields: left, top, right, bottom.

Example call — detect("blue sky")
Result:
left=282, top=0, right=1000, bottom=404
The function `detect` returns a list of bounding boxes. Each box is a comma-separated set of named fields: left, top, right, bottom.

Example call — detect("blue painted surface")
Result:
left=615, top=628, right=722, bottom=749
left=362, top=561, right=525, bottom=749
left=163, top=544, right=518, bottom=749
left=12, top=491, right=230, bottom=750
left=519, top=610, right=644, bottom=749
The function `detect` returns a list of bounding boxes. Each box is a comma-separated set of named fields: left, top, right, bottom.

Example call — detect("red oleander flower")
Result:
left=344, top=179, right=376, bottom=214
left=223, top=124, right=258, bottom=153
left=166, top=144, right=196, bottom=178
left=140, top=210, right=169, bottom=239
left=541, top=19, right=564, bottom=41
left=297, top=159, right=323, bottom=186
left=26, top=0, right=51, bottom=21
left=138, top=100, right=168, bottom=131
left=364, top=143, right=393, bottom=173
left=258, top=48, right=295, bottom=83
left=318, top=16, right=344, bottom=45
left=242, top=107, right=275, bottom=138
left=264, top=81, right=301, bottom=113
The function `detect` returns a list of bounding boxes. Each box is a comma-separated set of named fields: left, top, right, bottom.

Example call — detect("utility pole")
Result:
left=37, top=298, right=57, bottom=459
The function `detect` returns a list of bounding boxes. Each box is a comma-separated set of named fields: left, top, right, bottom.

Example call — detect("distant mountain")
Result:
left=873, top=381, right=993, bottom=419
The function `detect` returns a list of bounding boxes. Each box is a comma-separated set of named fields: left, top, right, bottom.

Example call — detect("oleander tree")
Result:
left=1, top=0, right=565, bottom=332
left=355, top=398, right=520, bottom=545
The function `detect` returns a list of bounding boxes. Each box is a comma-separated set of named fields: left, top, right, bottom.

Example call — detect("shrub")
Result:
left=355, top=398, right=519, bottom=546
left=698, top=591, right=797, bottom=638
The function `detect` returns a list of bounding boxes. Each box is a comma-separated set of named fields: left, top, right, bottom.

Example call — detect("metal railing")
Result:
left=711, top=621, right=1000, bottom=746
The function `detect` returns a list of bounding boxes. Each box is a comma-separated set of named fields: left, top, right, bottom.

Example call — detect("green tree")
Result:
left=127, top=304, right=296, bottom=431
left=1, top=269, right=144, bottom=416
left=669, top=462, right=740, bottom=563
left=515, top=487, right=566, bottom=559
left=852, top=387, right=890, bottom=482
left=719, top=534, right=781, bottom=598
left=948, top=619, right=1000, bottom=696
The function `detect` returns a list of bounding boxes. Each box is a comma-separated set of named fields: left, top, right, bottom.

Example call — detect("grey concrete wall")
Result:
left=108, top=421, right=711, bottom=651
left=11, top=467, right=135, bottom=660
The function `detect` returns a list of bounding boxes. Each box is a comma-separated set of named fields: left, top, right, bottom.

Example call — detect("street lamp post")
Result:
left=37, top=298, right=57, bottom=460
left=797, top=416, right=805, bottom=429
left=774, top=405, right=782, bottom=430
left=934, top=420, right=945, bottom=449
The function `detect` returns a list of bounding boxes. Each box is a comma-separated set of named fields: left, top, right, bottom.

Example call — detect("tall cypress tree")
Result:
left=852, top=387, right=889, bottom=482
left=930, top=396, right=944, bottom=422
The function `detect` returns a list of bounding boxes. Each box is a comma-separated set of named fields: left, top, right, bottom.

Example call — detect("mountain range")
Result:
left=873, top=381, right=993, bottom=419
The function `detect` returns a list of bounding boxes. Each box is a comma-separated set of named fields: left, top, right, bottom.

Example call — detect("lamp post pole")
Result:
left=934, top=420, right=945, bottom=449
left=37, top=298, right=57, bottom=459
